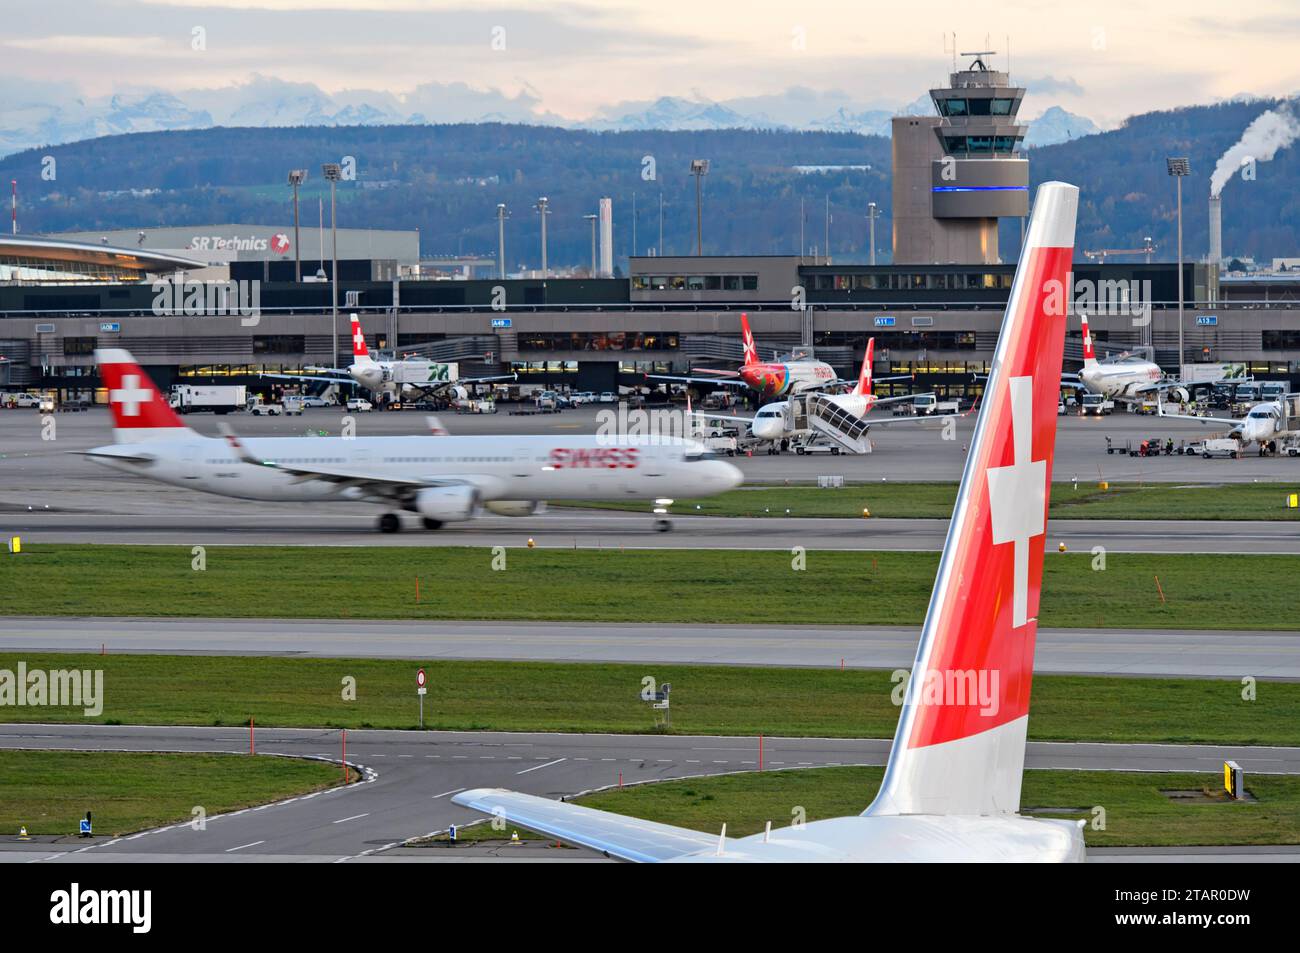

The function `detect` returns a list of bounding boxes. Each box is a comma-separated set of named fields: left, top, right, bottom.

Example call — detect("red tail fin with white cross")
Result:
left=739, top=313, right=758, bottom=366
left=97, top=349, right=194, bottom=443
left=853, top=338, right=875, bottom=397
left=1080, top=312, right=1098, bottom=367
left=867, top=182, right=1078, bottom=818
left=349, top=313, right=375, bottom=366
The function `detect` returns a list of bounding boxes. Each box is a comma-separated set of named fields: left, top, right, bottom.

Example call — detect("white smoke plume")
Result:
left=1210, top=106, right=1300, bottom=197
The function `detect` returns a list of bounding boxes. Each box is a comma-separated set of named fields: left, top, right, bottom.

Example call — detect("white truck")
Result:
left=247, top=395, right=285, bottom=416
left=912, top=394, right=960, bottom=417
left=703, top=434, right=738, bottom=456
left=170, top=384, right=246, bottom=415
left=1079, top=392, right=1114, bottom=416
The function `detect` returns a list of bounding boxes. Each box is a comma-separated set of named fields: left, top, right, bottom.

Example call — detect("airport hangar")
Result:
left=2, top=243, right=1299, bottom=401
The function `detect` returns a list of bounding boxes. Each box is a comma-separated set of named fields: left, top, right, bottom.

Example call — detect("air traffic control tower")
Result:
left=892, top=52, right=1029, bottom=264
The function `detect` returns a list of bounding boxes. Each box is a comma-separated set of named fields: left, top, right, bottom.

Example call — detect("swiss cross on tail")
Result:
left=985, top=377, right=1047, bottom=628
left=868, top=182, right=1078, bottom=819
left=96, top=348, right=190, bottom=439
left=109, top=374, right=152, bottom=417
left=855, top=337, right=875, bottom=397
left=350, top=315, right=370, bottom=359
left=1080, top=313, right=1097, bottom=363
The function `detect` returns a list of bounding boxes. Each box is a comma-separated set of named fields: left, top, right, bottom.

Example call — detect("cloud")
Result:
left=1018, top=75, right=1085, bottom=97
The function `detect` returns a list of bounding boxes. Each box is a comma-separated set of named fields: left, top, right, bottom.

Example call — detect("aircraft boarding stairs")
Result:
left=791, top=393, right=872, bottom=454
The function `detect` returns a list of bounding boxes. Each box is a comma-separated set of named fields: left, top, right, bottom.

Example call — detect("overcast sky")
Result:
left=3, top=0, right=1298, bottom=126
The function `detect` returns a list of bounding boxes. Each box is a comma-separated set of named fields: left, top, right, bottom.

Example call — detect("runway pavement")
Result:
left=6, top=617, right=1300, bottom=679
left=5, top=508, right=1300, bottom=553
left=2, top=724, right=1296, bottom=863
left=4, top=407, right=1299, bottom=550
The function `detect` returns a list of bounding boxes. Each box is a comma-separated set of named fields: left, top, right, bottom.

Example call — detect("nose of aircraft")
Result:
left=714, top=459, right=744, bottom=490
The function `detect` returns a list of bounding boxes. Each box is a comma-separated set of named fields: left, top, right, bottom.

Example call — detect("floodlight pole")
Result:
left=323, top=163, right=342, bottom=370
left=1166, top=157, right=1190, bottom=382
left=496, top=203, right=508, bottom=279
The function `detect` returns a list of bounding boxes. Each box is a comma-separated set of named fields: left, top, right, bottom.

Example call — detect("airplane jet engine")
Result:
left=413, top=485, right=479, bottom=522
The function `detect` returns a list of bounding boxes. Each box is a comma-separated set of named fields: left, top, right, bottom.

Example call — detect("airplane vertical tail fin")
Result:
left=866, top=182, right=1078, bottom=818
left=96, top=349, right=196, bottom=444
left=854, top=338, right=875, bottom=396
left=739, top=313, right=758, bottom=366
left=350, top=313, right=375, bottom=365
left=1080, top=312, right=1097, bottom=367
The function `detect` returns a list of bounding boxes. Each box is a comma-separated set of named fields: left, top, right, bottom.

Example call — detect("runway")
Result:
left=6, top=508, right=1300, bottom=553
left=2, top=724, right=1295, bottom=863
left=6, top=616, right=1300, bottom=679
left=5, top=405, right=1299, bottom=482
left=4, top=407, right=1299, bottom=551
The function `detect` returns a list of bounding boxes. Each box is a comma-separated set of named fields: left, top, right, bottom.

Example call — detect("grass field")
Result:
left=0, top=750, right=347, bottom=836
left=0, top=653, right=1294, bottom=745
left=4, top=544, right=1300, bottom=630
left=572, top=767, right=1300, bottom=848
left=556, top=481, right=1300, bottom=521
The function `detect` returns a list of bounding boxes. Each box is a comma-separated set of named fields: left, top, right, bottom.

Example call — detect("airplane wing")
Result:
left=69, top=449, right=158, bottom=465
left=687, top=408, right=754, bottom=426
left=259, top=370, right=354, bottom=383
left=1155, top=404, right=1242, bottom=429
left=647, top=373, right=749, bottom=388
left=451, top=788, right=719, bottom=862
left=867, top=392, right=933, bottom=407
left=401, top=372, right=518, bottom=400
left=861, top=402, right=979, bottom=430
left=458, top=372, right=517, bottom=386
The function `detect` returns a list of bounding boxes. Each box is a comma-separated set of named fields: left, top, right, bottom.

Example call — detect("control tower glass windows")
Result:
left=939, top=98, right=968, bottom=117
left=941, top=134, right=1021, bottom=155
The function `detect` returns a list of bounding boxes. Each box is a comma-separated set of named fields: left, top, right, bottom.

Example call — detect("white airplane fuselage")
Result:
left=750, top=392, right=878, bottom=441
left=87, top=433, right=741, bottom=507
left=1078, top=360, right=1161, bottom=399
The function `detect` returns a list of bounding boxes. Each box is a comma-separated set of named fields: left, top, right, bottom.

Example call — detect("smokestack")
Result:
left=598, top=197, right=613, bottom=278
left=1208, top=193, right=1222, bottom=306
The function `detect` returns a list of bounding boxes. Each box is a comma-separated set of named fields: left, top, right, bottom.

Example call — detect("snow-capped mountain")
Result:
left=1022, top=106, right=1100, bottom=147
left=0, top=76, right=1097, bottom=157
left=588, top=96, right=768, bottom=131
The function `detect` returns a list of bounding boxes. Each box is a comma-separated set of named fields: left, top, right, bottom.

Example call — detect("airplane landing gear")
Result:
left=653, top=519, right=673, bottom=533
left=422, top=517, right=444, bottom=530
left=377, top=513, right=402, bottom=533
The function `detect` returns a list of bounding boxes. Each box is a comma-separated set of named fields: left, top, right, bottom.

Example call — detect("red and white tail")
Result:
left=1080, top=312, right=1097, bottom=366
left=853, top=338, right=875, bottom=397
left=739, top=313, right=758, bottom=366
left=97, top=349, right=194, bottom=443
left=867, top=182, right=1078, bottom=818
left=350, top=313, right=374, bottom=364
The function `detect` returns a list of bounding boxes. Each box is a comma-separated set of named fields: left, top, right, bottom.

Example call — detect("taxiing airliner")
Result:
left=453, top=181, right=1084, bottom=861
left=81, top=352, right=742, bottom=533
left=266, top=314, right=514, bottom=402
